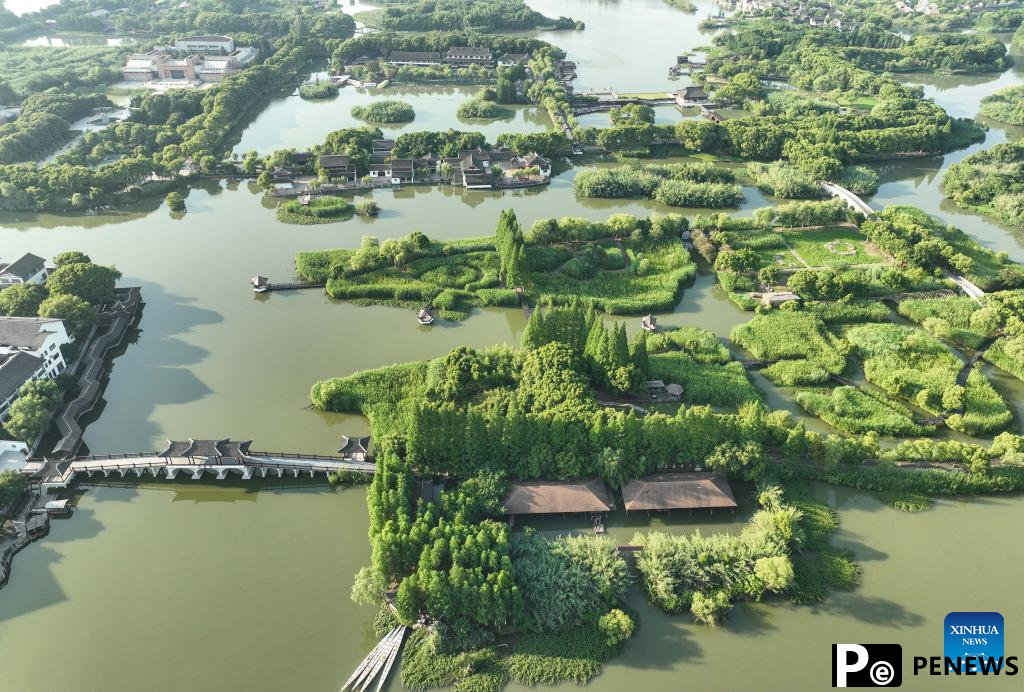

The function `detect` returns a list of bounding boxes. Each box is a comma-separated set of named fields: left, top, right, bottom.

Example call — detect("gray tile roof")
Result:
left=0, top=317, right=64, bottom=350
left=0, top=352, right=44, bottom=402
left=1, top=253, right=45, bottom=281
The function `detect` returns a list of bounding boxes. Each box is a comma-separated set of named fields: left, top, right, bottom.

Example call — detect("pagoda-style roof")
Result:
left=338, top=434, right=371, bottom=457
left=159, top=438, right=252, bottom=459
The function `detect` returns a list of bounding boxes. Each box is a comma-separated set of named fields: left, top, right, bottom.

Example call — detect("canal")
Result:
left=1, top=1, right=1024, bottom=691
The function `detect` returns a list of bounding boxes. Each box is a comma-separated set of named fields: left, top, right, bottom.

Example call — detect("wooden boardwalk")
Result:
left=341, top=625, right=408, bottom=692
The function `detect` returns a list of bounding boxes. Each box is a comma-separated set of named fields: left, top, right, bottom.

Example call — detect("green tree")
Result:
left=38, top=293, right=98, bottom=339
left=46, top=262, right=120, bottom=304
left=0, top=283, right=47, bottom=317
left=3, top=378, right=61, bottom=443
left=598, top=608, right=635, bottom=646
left=53, top=251, right=91, bottom=266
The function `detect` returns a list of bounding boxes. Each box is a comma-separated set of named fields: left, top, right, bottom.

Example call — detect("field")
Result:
left=780, top=227, right=882, bottom=268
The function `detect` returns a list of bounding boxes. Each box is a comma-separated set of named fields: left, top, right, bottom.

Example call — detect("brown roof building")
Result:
left=502, top=478, right=614, bottom=515
left=622, top=472, right=737, bottom=512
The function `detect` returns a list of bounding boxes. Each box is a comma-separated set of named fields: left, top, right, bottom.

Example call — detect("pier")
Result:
left=341, top=625, right=408, bottom=692
left=252, top=275, right=325, bottom=292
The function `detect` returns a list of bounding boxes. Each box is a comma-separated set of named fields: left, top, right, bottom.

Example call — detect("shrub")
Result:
left=351, top=100, right=415, bottom=123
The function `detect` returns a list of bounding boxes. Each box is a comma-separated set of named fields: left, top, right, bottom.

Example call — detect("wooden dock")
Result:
left=341, top=625, right=408, bottom=692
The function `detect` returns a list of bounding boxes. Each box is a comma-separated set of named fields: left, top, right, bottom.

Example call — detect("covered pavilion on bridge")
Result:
left=621, top=472, right=737, bottom=514
left=158, top=438, right=252, bottom=462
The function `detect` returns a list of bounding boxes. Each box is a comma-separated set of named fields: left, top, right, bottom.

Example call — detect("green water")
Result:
left=2, top=1, right=1024, bottom=690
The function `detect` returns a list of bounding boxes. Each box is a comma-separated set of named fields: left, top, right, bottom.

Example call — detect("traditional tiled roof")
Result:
left=622, top=473, right=737, bottom=511
left=0, top=317, right=64, bottom=350
left=0, top=352, right=44, bottom=402
left=1, top=253, right=45, bottom=281
left=502, top=479, right=614, bottom=515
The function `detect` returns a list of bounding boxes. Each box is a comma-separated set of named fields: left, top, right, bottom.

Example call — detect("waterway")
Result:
left=2, top=1, right=1024, bottom=690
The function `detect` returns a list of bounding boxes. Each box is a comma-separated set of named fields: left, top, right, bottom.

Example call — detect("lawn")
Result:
left=780, top=227, right=882, bottom=268
left=721, top=229, right=803, bottom=269
left=730, top=311, right=849, bottom=374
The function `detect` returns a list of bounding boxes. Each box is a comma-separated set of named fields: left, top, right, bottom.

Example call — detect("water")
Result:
left=232, top=82, right=552, bottom=155
left=2, top=1, right=1024, bottom=690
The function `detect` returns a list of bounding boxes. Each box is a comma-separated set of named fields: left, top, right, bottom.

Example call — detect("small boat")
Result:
left=417, top=307, right=434, bottom=325
left=251, top=275, right=269, bottom=293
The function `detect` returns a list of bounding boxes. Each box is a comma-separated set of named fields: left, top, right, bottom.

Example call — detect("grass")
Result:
left=648, top=351, right=762, bottom=408
left=985, top=334, right=1024, bottom=381
left=276, top=196, right=353, bottom=224
left=794, top=385, right=936, bottom=436
left=780, top=227, right=882, bottom=268
left=298, top=228, right=695, bottom=319
left=846, top=323, right=1012, bottom=436
left=897, top=297, right=990, bottom=349
left=730, top=311, right=849, bottom=374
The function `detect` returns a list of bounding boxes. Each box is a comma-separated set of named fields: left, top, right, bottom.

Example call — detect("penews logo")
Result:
left=944, top=612, right=1004, bottom=673
left=833, top=644, right=902, bottom=687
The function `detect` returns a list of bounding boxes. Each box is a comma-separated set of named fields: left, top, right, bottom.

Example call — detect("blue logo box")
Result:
left=944, top=612, right=1004, bottom=672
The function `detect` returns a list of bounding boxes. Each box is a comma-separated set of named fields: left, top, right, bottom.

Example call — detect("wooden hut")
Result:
left=417, top=306, right=434, bottom=325
left=642, top=314, right=657, bottom=332
left=251, top=275, right=269, bottom=293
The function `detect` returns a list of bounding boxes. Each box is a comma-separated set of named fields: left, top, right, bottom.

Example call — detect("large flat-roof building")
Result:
left=174, top=35, right=235, bottom=55
left=122, top=39, right=257, bottom=83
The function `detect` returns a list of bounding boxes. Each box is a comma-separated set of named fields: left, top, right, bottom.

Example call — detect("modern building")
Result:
left=0, top=253, right=49, bottom=289
left=122, top=40, right=257, bottom=82
left=0, top=317, right=71, bottom=380
left=387, top=51, right=442, bottom=66
left=173, top=35, right=235, bottom=55
left=444, top=46, right=494, bottom=67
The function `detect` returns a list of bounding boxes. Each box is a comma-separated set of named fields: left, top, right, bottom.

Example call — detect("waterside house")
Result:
left=386, top=51, right=442, bottom=66
left=0, top=253, right=49, bottom=290
left=0, top=317, right=71, bottom=379
left=675, top=86, right=711, bottom=106
left=444, top=46, right=494, bottom=68
left=317, top=154, right=358, bottom=182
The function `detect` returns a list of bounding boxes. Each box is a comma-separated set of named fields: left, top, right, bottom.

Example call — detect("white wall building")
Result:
left=0, top=253, right=49, bottom=289
left=173, top=35, right=235, bottom=55
left=0, top=317, right=71, bottom=379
